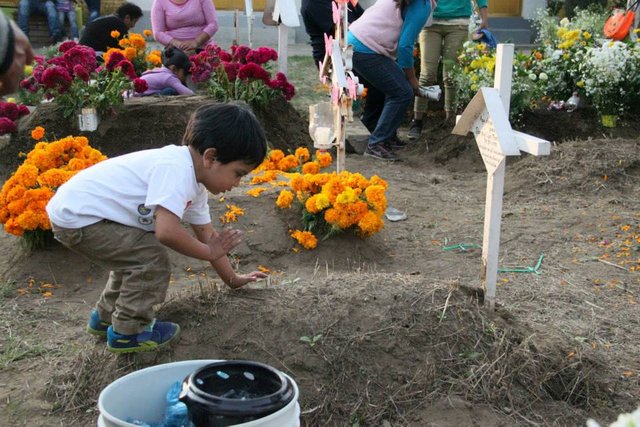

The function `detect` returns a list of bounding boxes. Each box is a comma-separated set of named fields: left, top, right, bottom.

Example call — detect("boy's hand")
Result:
left=229, top=271, right=269, bottom=289
left=207, top=228, right=243, bottom=262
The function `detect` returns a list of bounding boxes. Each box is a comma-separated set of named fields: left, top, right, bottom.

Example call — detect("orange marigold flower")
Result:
left=290, top=230, right=317, bottom=250
left=294, top=147, right=310, bottom=163
left=31, top=126, right=45, bottom=141
left=302, top=161, right=320, bottom=175
left=315, top=150, right=333, bottom=168
left=276, top=190, right=294, bottom=209
left=124, top=47, right=137, bottom=60
left=143, top=29, right=152, bottom=37
left=246, top=187, right=266, bottom=198
left=110, top=30, right=121, bottom=38
left=268, top=149, right=285, bottom=162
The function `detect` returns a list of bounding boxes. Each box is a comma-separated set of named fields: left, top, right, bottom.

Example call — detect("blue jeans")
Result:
left=58, top=10, right=78, bottom=39
left=351, top=51, right=413, bottom=147
left=18, top=0, right=62, bottom=39
left=84, top=0, right=100, bottom=22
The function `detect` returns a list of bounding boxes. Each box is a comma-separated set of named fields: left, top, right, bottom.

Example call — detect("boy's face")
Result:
left=198, top=149, right=254, bottom=194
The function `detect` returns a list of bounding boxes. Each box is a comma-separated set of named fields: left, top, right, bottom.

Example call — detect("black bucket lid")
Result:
left=179, top=360, right=295, bottom=418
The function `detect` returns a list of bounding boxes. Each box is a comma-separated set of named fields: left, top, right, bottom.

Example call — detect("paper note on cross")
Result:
left=452, top=44, right=551, bottom=310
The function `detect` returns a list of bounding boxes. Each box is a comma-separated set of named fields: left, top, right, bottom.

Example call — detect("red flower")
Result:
left=133, top=78, right=148, bottom=93
left=58, top=40, right=78, bottom=53
left=17, top=104, right=30, bottom=117
left=0, top=102, right=19, bottom=121
left=73, top=64, right=90, bottom=81
left=64, top=45, right=98, bottom=73
left=41, top=65, right=72, bottom=93
left=222, top=62, right=240, bottom=81
left=106, top=51, right=126, bottom=71
left=231, top=45, right=251, bottom=63
left=219, top=50, right=232, bottom=62
left=282, top=82, right=295, bottom=101
left=237, top=62, right=269, bottom=82
left=0, top=117, right=17, bottom=135
left=115, top=59, right=137, bottom=79
left=246, top=47, right=277, bottom=65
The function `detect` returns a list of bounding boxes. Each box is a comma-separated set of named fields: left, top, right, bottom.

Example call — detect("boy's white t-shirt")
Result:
left=46, top=145, right=211, bottom=231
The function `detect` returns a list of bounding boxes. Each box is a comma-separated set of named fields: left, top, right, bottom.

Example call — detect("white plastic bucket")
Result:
left=97, top=359, right=300, bottom=427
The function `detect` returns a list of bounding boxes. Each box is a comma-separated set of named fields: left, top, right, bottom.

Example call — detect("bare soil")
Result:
left=0, top=95, right=639, bottom=427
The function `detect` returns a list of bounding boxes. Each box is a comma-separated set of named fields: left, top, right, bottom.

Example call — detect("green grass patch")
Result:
left=287, top=55, right=328, bottom=116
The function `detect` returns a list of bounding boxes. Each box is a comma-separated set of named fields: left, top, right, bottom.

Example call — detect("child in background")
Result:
left=56, top=0, right=79, bottom=41
left=46, top=103, right=268, bottom=354
left=138, top=46, right=194, bottom=96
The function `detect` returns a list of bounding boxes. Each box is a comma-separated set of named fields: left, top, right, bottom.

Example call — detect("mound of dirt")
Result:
left=45, top=276, right=615, bottom=426
left=0, top=96, right=312, bottom=180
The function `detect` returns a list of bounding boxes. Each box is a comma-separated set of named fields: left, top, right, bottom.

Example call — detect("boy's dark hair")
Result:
left=162, top=47, right=192, bottom=73
left=116, top=3, right=143, bottom=20
left=183, top=103, right=267, bottom=167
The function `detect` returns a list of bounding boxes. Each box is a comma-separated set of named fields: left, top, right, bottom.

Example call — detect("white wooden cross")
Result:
left=452, top=44, right=551, bottom=310
left=262, top=0, right=300, bottom=75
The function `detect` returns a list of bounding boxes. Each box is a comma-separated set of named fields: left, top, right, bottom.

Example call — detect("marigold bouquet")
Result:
left=107, top=30, right=161, bottom=76
left=0, top=127, right=106, bottom=249
left=190, top=44, right=295, bottom=106
left=277, top=171, right=388, bottom=249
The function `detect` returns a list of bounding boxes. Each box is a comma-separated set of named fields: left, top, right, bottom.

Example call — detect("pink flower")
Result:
left=133, top=78, right=148, bottom=93
left=73, top=64, right=90, bottom=81
left=246, top=47, right=277, bottom=65
left=219, top=50, right=232, bottom=62
left=237, top=62, right=269, bottom=82
left=282, top=82, right=295, bottom=101
left=41, top=65, right=72, bottom=93
left=20, top=77, right=38, bottom=92
left=222, top=62, right=240, bottom=81
left=0, top=117, right=17, bottom=135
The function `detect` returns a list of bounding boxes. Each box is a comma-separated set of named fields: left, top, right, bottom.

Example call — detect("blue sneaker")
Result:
left=107, top=320, right=181, bottom=354
left=87, top=310, right=111, bottom=337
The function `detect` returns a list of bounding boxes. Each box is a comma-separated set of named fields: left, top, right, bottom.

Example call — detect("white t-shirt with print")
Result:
left=46, top=145, right=211, bottom=231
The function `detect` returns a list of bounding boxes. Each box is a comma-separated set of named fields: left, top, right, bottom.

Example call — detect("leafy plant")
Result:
left=299, top=334, right=322, bottom=347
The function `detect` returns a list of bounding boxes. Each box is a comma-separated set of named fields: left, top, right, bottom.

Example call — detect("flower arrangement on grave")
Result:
left=19, top=41, right=148, bottom=119
left=531, top=10, right=600, bottom=103
left=251, top=147, right=333, bottom=179
left=276, top=171, right=388, bottom=249
left=450, top=41, right=542, bottom=121
left=190, top=44, right=295, bottom=106
left=0, top=100, right=30, bottom=135
left=106, top=30, right=161, bottom=76
left=580, top=39, right=640, bottom=122
left=0, top=127, right=106, bottom=249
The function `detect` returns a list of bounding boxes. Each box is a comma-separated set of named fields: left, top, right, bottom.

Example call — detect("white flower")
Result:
left=539, top=73, right=548, bottom=81
left=560, top=17, right=570, bottom=27
left=528, top=73, right=537, bottom=81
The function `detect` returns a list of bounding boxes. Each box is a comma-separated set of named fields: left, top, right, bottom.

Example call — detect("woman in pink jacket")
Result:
left=151, top=0, right=218, bottom=55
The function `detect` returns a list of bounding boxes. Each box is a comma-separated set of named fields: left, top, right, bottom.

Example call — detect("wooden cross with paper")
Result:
left=262, top=0, right=300, bottom=74
left=313, top=0, right=364, bottom=172
left=452, top=44, right=551, bottom=310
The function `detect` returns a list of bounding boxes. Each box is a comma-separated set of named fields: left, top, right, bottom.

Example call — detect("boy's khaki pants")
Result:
left=51, top=220, right=171, bottom=336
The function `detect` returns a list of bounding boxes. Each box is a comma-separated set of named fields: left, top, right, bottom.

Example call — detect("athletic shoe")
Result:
left=407, top=119, right=423, bottom=140
left=364, top=144, right=398, bottom=161
left=107, top=320, right=180, bottom=354
left=87, top=309, right=111, bottom=337
left=384, top=135, right=409, bottom=150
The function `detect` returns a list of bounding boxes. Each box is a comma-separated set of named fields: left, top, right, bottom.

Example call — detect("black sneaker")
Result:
left=364, top=144, right=398, bottom=161
left=407, top=119, right=423, bottom=140
left=407, top=119, right=422, bottom=141
left=384, top=135, right=409, bottom=150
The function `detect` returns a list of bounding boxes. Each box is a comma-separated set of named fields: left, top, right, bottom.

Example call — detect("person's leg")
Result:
left=84, top=0, right=100, bottom=22
left=158, top=87, right=179, bottom=96
left=17, top=0, right=31, bottom=36
left=41, top=0, right=62, bottom=41
left=441, top=25, right=469, bottom=120
left=52, top=220, right=172, bottom=335
left=57, top=10, right=66, bottom=39
left=409, top=26, right=443, bottom=139
left=352, top=52, right=413, bottom=160
left=67, top=9, right=79, bottom=39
